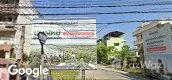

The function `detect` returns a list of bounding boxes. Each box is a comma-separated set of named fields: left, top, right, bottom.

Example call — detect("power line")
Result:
left=7, top=10, right=172, bottom=16
left=30, top=0, right=165, bottom=5
left=1, top=18, right=172, bottom=25
left=3, top=1, right=172, bottom=8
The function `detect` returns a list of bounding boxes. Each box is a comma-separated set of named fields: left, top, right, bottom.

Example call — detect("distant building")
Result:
left=97, top=31, right=126, bottom=51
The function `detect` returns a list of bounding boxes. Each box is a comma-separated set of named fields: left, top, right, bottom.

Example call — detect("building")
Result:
left=0, top=0, right=38, bottom=79
left=0, top=0, right=20, bottom=67
left=133, top=20, right=168, bottom=65
left=97, top=31, right=126, bottom=51
left=17, top=0, right=39, bottom=57
left=133, top=19, right=172, bottom=79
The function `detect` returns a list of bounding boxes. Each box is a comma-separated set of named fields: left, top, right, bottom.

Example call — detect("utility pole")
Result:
left=37, top=32, right=47, bottom=80
left=20, top=26, right=25, bottom=66
left=16, top=26, right=25, bottom=80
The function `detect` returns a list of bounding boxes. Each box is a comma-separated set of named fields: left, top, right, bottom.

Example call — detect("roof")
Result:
left=104, top=31, right=124, bottom=37
left=97, top=39, right=102, bottom=42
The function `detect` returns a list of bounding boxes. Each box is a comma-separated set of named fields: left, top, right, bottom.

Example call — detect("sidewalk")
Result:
left=97, top=64, right=149, bottom=80
left=97, top=65, right=129, bottom=74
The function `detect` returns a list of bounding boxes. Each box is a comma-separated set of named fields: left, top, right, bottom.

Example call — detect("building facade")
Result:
left=133, top=20, right=172, bottom=79
left=0, top=0, right=38, bottom=80
left=98, top=31, right=126, bottom=51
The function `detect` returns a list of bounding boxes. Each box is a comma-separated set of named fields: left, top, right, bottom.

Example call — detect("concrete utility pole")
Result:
left=20, top=26, right=25, bottom=65
left=16, top=26, right=25, bottom=80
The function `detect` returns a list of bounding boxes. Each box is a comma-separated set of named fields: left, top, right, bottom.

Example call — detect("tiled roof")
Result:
left=104, top=31, right=124, bottom=37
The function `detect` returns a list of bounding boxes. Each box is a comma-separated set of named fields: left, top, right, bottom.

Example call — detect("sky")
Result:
left=32, top=0, right=172, bottom=48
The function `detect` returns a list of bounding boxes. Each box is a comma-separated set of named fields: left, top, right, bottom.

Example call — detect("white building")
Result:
left=0, top=0, right=39, bottom=79
left=16, top=0, right=39, bottom=58
left=133, top=19, right=172, bottom=79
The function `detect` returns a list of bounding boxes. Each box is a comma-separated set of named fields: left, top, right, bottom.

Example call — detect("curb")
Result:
left=98, top=66, right=129, bottom=74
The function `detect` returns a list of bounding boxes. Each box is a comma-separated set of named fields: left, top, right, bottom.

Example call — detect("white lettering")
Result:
left=8, top=65, right=49, bottom=78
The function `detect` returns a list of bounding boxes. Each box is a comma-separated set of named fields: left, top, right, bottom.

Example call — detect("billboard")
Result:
left=31, top=19, right=96, bottom=45
left=30, top=19, right=97, bottom=70
left=142, top=23, right=172, bottom=74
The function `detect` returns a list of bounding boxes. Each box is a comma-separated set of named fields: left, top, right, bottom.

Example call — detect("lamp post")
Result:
left=37, top=32, right=47, bottom=54
left=37, top=32, right=47, bottom=80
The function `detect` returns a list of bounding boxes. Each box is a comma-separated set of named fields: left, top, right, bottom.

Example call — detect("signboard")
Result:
left=31, top=19, right=97, bottom=70
left=31, top=19, right=96, bottom=45
left=142, top=23, right=172, bottom=74
left=143, top=23, right=172, bottom=54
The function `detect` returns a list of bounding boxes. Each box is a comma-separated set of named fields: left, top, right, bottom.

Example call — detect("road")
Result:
left=85, top=69, right=147, bottom=80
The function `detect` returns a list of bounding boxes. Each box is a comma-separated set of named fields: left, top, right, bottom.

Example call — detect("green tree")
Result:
left=118, top=45, right=133, bottom=68
left=28, top=49, right=41, bottom=68
left=97, top=43, right=108, bottom=64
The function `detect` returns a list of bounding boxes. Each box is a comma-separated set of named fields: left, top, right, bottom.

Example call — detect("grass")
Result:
left=50, top=70, right=79, bottom=80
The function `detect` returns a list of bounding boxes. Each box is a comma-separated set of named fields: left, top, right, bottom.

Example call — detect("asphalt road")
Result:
left=85, top=69, right=146, bottom=80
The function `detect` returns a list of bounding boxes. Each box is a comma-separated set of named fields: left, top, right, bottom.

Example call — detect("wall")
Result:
left=142, top=22, right=172, bottom=75
left=106, top=36, right=125, bottom=51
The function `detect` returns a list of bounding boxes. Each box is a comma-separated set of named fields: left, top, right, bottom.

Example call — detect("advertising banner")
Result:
left=142, top=23, right=172, bottom=74
left=31, top=19, right=96, bottom=45
left=30, top=19, right=97, bottom=70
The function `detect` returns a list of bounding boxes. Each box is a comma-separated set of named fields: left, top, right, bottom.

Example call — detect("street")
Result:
left=85, top=69, right=147, bottom=80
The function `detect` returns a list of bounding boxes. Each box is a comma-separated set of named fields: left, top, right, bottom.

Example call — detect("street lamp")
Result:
left=37, top=32, right=47, bottom=80
left=37, top=32, right=47, bottom=55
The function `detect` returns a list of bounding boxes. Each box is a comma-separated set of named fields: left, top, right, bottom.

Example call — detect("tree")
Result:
left=118, top=45, right=132, bottom=68
left=138, top=45, right=146, bottom=75
left=97, top=43, right=108, bottom=64
left=28, top=49, right=41, bottom=68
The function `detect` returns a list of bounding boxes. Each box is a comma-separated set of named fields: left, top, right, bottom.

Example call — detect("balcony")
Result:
left=0, top=58, right=16, bottom=65
left=0, top=0, right=19, bottom=14
left=0, top=7, right=18, bottom=14
left=0, top=0, right=19, bottom=6
left=0, top=42, right=12, bottom=52
left=0, top=25, right=16, bottom=32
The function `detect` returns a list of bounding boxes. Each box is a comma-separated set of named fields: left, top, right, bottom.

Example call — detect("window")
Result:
left=0, top=50, right=5, bottom=58
left=114, top=43, right=119, bottom=46
left=0, top=15, right=17, bottom=22
left=141, top=35, right=143, bottom=39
